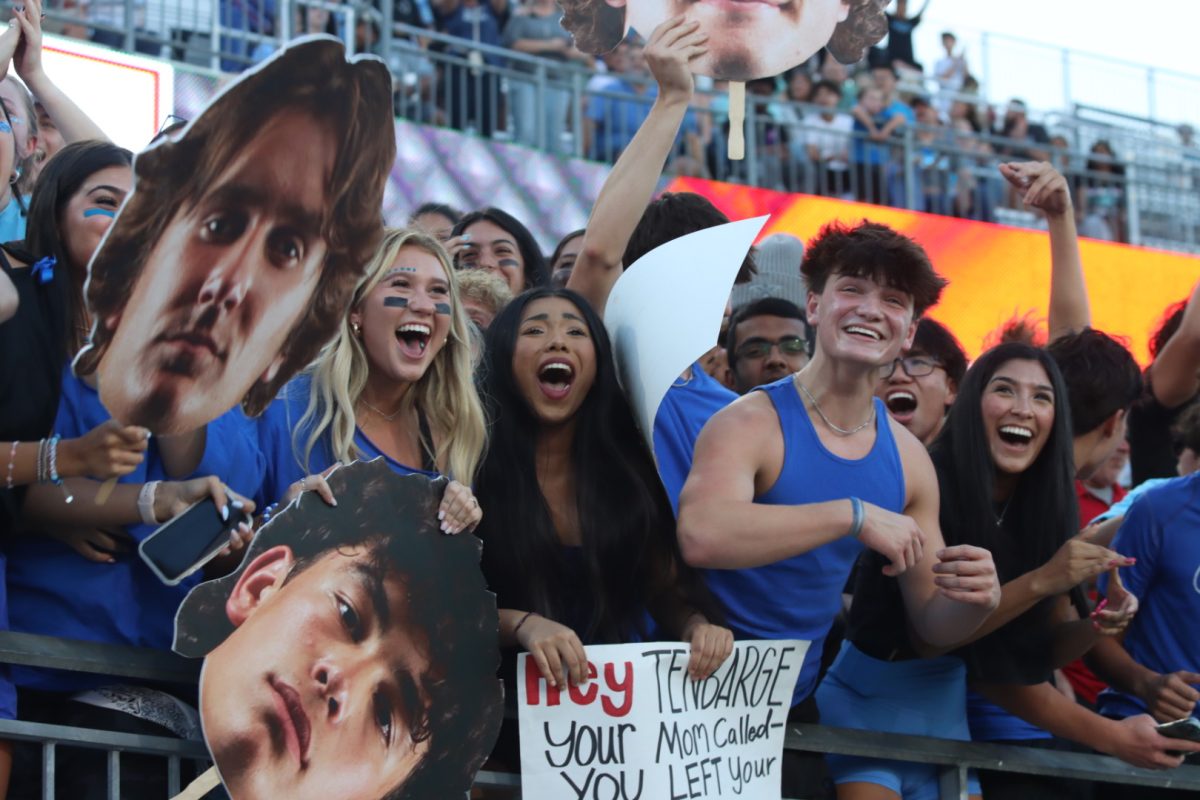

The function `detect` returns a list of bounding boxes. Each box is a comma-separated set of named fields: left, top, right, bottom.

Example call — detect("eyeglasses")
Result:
left=881, top=355, right=942, bottom=378
left=735, top=336, right=807, bottom=360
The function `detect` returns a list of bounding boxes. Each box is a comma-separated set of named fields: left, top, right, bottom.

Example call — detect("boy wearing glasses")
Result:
left=725, top=297, right=810, bottom=394
left=876, top=318, right=967, bottom=445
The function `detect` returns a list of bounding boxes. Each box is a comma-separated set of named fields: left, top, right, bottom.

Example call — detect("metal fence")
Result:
left=39, top=0, right=1200, bottom=255
left=1, top=632, right=1199, bottom=799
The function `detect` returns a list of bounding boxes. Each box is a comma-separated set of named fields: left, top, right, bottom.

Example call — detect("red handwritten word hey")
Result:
left=524, top=657, right=635, bottom=717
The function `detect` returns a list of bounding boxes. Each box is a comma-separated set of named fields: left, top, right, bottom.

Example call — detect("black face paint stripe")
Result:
left=385, top=296, right=451, bottom=315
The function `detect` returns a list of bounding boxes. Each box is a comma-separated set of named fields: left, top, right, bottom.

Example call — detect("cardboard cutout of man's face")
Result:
left=561, top=0, right=887, bottom=81
left=74, top=37, right=397, bottom=435
left=172, top=461, right=504, bottom=800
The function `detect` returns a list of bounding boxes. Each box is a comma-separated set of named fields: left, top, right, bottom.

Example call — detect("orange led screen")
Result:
left=666, top=177, right=1200, bottom=366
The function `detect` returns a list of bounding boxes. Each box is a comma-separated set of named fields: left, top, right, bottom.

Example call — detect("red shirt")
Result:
left=1063, top=480, right=1129, bottom=705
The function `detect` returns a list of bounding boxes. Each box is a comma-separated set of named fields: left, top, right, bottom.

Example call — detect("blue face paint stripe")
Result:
left=0, top=121, right=11, bottom=135
left=434, top=303, right=451, bottom=315
left=84, top=208, right=117, bottom=219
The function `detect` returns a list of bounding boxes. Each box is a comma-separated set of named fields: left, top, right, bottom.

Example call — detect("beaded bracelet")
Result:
left=48, top=435, right=73, bottom=504
left=5, top=441, right=17, bottom=490
left=260, top=503, right=280, bottom=524
left=35, top=438, right=48, bottom=484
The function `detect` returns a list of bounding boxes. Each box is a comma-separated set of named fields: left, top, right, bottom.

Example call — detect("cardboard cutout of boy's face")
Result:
left=173, top=461, right=504, bottom=800
left=561, top=0, right=888, bottom=81
left=74, top=37, right=397, bottom=435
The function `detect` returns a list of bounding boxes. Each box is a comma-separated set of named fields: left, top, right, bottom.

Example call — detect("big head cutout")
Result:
left=73, top=37, right=396, bottom=436
left=173, top=460, right=504, bottom=800
left=560, top=0, right=888, bottom=81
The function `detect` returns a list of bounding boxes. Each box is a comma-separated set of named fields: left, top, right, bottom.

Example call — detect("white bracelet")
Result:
left=138, top=480, right=161, bottom=526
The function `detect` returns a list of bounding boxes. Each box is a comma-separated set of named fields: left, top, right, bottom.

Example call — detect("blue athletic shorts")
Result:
left=815, top=641, right=981, bottom=799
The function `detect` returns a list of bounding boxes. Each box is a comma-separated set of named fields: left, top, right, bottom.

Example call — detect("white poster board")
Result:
left=518, top=640, right=807, bottom=799
left=604, top=216, right=768, bottom=453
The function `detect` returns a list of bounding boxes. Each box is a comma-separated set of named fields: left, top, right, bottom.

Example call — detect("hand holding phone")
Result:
left=139, top=498, right=253, bottom=585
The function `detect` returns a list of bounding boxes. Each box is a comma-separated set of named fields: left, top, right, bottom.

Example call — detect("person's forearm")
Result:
left=22, top=69, right=108, bottom=144
left=973, top=680, right=1119, bottom=753
left=22, top=480, right=139, bottom=530
left=1050, top=618, right=1101, bottom=669
left=499, top=608, right=533, bottom=648
left=677, top=497, right=851, bottom=569
left=910, top=591, right=994, bottom=650
left=568, top=94, right=691, bottom=316
left=1148, top=280, right=1200, bottom=408
left=1086, top=635, right=1157, bottom=698
left=1046, top=206, right=1089, bottom=340
left=938, top=569, right=1051, bottom=648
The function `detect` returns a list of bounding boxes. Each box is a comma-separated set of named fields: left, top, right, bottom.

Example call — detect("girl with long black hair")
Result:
left=817, top=343, right=1152, bottom=800
left=474, top=287, right=731, bottom=695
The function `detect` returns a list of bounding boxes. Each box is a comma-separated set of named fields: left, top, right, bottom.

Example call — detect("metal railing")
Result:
left=1, top=632, right=1199, bottom=798
left=38, top=1, right=1200, bottom=255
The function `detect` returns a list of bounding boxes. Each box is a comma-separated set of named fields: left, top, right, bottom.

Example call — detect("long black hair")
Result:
left=22, top=140, right=133, bottom=359
left=931, top=343, right=1079, bottom=684
left=474, top=287, right=713, bottom=643
left=931, top=342, right=1078, bottom=581
left=452, top=207, right=548, bottom=290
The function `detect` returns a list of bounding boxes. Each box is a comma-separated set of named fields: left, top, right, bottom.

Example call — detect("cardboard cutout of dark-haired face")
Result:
left=173, top=461, right=503, bottom=800
left=566, top=0, right=883, bottom=82
left=77, top=37, right=395, bottom=435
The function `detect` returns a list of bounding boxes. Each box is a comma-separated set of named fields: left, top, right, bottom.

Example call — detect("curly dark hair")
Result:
left=827, top=0, right=890, bottom=64
left=74, top=38, right=396, bottom=418
left=174, top=460, right=503, bottom=799
left=558, top=0, right=625, bottom=55
left=802, top=219, right=946, bottom=317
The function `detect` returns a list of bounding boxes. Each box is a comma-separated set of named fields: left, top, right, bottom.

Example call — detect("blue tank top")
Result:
left=703, top=376, right=906, bottom=705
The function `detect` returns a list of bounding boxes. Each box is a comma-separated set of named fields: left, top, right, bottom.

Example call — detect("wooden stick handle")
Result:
left=727, top=81, right=746, bottom=161
left=171, top=766, right=220, bottom=800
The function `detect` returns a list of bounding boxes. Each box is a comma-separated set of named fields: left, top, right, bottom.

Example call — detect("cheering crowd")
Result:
left=2, top=5, right=1200, bottom=800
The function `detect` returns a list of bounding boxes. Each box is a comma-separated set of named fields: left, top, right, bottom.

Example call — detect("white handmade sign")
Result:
left=518, top=640, right=807, bottom=800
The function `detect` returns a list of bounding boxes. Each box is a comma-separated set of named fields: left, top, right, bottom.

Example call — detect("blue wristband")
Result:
left=848, top=497, right=865, bottom=539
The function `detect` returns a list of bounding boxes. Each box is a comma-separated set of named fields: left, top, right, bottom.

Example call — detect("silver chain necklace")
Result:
left=360, top=398, right=404, bottom=422
left=795, top=379, right=875, bottom=437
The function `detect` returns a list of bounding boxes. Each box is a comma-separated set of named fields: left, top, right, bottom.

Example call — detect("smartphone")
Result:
left=1157, top=717, right=1200, bottom=742
left=138, top=498, right=251, bottom=586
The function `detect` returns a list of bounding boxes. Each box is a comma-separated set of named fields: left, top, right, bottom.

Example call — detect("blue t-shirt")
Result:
left=703, top=379, right=905, bottom=705
left=652, top=362, right=737, bottom=515
left=6, top=370, right=263, bottom=691
left=256, top=375, right=440, bottom=507
left=1097, top=474, right=1200, bottom=720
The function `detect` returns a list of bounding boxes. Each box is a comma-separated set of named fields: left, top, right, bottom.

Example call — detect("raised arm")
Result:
left=892, top=425, right=1000, bottom=650
left=1148, top=279, right=1200, bottom=408
left=1000, top=161, right=1089, bottom=340
left=567, top=16, right=707, bottom=317
left=678, top=394, right=925, bottom=574
left=13, top=0, right=109, bottom=144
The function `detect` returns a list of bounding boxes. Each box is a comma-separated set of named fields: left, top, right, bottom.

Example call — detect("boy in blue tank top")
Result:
left=678, top=220, right=1002, bottom=796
